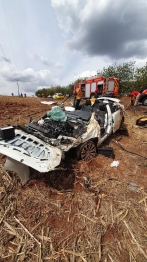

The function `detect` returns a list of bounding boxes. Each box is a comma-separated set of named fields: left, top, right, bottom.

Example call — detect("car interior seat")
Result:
left=85, top=99, right=91, bottom=106
left=94, top=102, right=106, bottom=127
left=96, top=111, right=106, bottom=126
left=81, top=99, right=92, bottom=112
left=98, top=102, right=106, bottom=111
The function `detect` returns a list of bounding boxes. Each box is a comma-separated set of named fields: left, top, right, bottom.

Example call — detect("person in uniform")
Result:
left=130, top=90, right=140, bottom=106
left=75, top=84, right=83, bottom=110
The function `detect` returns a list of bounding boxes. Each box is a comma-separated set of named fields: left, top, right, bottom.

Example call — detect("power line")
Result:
left=0, top=41, right=19, bottom=94
left=0, top=0, right=19, bottom=95
left=0, top=43, right=15, bottom=78
left=1, top=0, right=16, bottom=67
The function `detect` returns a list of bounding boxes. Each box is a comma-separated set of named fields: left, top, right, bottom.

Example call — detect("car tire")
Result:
left=142, top=97, right=147, bottom=106
left=76, top=140, right=97, bottom=160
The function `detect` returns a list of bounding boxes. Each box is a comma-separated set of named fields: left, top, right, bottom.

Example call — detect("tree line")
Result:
left=35, top=61, right=147, bottom=97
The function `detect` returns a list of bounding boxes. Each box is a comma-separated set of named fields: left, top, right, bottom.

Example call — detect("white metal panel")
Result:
left=112, top=110, right=122, bottom=133
left=4, top=157, right=30, bottom=185
left=108, top=81, right=114, bottom=91
left=85, top=83, right=90, bottom=97
left=91, top=82, right=96, bottom=92
left=98, top=81, right=104, bottom=85
left=0, top=129, right=62, bottom=172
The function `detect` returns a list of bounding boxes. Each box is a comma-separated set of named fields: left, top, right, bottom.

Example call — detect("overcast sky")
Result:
left=0, top=0, right=147, bottom=96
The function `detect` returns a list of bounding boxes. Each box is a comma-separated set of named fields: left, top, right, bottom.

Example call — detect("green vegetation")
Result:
left=35, top=61, right=147, bottom=97
left=35, top=84, right=74, bottom=97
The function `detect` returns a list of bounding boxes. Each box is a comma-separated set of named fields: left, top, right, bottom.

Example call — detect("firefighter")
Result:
left=94, top=88, right=99, bottom=98
left=129, top=90, right=140, bottom=105
left=113, top=89, right=118, bottom=97
left=75, top=84, right=83, bottom=110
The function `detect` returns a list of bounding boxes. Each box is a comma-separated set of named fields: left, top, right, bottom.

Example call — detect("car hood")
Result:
left=0, top=129, right=62, bottom=173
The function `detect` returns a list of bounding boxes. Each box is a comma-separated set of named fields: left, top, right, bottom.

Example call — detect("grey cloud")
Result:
left=29, top=53, right=63, bottom=68
left=0, top=82, right=4, bottom=87
left=1, top=66, right=60, bottom=93
left=32, top=53, right=53, bottom=66
left=54, top=62, right=63, bottom=68
left=3, top=69, right=32, bottom=83
left=51, top=0, right=85, bottom=33
left=1, top=56, right=11, bottom=63
left=52, top=0, right=147, bottom=60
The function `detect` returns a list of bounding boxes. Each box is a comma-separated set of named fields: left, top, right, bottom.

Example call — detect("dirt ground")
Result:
left=0, top=95, right=147, bottom=262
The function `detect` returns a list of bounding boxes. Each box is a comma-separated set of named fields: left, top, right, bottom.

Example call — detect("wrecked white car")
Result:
left=0, top=97, right=124, bottom=184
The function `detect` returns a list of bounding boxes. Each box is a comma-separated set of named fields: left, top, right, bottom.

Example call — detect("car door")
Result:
left=112, top=108, right=122, bottom=133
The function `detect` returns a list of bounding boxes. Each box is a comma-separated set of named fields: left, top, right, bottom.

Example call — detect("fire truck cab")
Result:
left=73, top=76, right=119, bottom=98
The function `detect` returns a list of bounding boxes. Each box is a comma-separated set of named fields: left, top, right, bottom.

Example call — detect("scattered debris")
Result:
left=129, top=182, right=137, bottom=191
left=40, top=101, right=56, bottom=105
left=97, top=146, right=115, bottom=158
left=136, top=116, right=147, bottom=126
left=110, top=160, right=119, bottom=167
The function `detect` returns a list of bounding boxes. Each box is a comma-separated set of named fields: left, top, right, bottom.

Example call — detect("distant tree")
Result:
left=97, top=61, right=136, bottom=95
left=35, top=90, right=42, bottom=97
left=74, top=77, right=87, bottom=83
left=66, top=83, right=74, bottom=95
left=134, top=62, right=147, bottom=90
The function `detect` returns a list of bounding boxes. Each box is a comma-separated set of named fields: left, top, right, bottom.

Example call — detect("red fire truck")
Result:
left=73, top=76, right=119, bottom=98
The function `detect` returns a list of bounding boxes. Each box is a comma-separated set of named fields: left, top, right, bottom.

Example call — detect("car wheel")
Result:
left=142, top=97, right=147, bottom=106
left=76, top=140, right=97, bottom=160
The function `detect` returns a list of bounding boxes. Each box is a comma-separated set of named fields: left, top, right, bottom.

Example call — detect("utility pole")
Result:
left=16, top=80, right=19, bottom=96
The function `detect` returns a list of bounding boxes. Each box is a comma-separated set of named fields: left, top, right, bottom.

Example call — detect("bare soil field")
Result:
left=0, top=95, right=147, bottom=262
